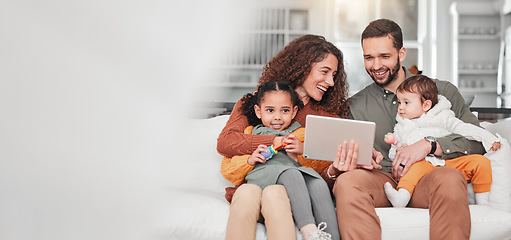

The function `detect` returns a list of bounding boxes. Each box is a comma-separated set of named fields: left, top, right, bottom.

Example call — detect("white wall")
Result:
left=435, top=0, right=457, bottom=81
left=0, top=1, right=243, bottom=239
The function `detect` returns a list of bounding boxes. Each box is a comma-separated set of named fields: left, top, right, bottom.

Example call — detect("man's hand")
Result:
left=392, top=139, right=431, bottom=180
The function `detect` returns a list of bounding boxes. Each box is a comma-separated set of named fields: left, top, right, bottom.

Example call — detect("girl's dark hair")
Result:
left=258, top=34, right=349, bottom=117
left=397, top=74, right=438, bottom=107
left=241, top=81, right=303, bottom=126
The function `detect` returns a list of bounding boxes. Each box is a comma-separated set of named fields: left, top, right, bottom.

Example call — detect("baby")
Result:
left=384, top=74, right=501, bottom=207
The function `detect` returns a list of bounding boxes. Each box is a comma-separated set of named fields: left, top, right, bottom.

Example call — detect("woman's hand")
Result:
left=362, top=148, right=383, bottom=170
left=247, top=145, right=269, bottom=166
left=348, top=146, right=383, bottom=171
left=329, top=141, right=359, bottom=177
left=328, top=143, right=383, bottom=178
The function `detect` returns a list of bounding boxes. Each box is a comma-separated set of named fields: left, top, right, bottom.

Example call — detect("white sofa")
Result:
left=162, top=115, right=511, bottom=240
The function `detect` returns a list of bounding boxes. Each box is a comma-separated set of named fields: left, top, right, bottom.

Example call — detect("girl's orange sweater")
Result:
left=220, top=126, right=332, bottom=186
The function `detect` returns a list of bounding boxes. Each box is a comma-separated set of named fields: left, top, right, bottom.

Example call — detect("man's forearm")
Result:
left=437, top=134, right=485, bottom=160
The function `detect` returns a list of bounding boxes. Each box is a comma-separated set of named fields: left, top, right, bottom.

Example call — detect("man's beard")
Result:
left=368, top=58, right=401, bottom=87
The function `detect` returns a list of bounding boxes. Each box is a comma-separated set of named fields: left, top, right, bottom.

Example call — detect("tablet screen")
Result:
left=303, top=115, right=375, bottom=165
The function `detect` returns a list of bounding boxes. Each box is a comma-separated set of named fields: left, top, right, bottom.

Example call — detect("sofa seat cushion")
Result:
left=160, top=189, right=511, bottom=240
left=376, top=206, right=511, bottom=239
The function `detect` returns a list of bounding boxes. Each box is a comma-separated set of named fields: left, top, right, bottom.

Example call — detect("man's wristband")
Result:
left=424, top=136, right=437, bottom=156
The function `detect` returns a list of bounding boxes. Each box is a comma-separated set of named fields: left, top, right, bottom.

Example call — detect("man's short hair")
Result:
left=361, top=19, right=403, bottom=50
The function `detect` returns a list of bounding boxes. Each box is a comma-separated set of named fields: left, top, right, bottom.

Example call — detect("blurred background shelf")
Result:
left=197, top=0, right=334, bottom=118
left=451, top=0, right=511, bottom=108
left=471, top=107, right=511, bottom=122
left=195, top=0, right=511, bottom=118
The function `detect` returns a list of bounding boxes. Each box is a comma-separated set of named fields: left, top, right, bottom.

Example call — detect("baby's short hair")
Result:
left=397, top=74, right=438, bottom=107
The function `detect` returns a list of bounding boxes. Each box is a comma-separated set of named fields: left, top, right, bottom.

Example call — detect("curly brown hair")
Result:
left=258, top=34, right=349, bottom=117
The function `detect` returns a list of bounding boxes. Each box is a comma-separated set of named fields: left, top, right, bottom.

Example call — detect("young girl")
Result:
left=384, top=75, right=502, bottom=207
left=239, top=81, right=339, bottom=240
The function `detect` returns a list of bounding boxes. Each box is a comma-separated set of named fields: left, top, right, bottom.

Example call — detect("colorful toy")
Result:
left=260, top=135, right=292, bottom=160
left=384, top=132, right=397, bottom=145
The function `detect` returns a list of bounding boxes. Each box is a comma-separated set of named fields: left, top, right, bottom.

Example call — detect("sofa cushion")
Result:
left=480, top=120, right=511, bottom=212
left=482, top=119, right=511, bottom=142
left=168, top=115, right=232, bottom=193
left=157, top=189, right=229, bottom=240
left=486, top=139, right=511, bottom=212
left=376, top=205, right=511, bottom=240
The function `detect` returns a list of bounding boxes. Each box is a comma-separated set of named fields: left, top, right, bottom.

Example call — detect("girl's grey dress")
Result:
left=245, top=122, right=322, bottom=189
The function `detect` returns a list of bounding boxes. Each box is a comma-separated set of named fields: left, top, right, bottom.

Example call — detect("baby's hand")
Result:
left=490, top=142, right=501, bottom=152
left=247, top=145, right=269, bottom=166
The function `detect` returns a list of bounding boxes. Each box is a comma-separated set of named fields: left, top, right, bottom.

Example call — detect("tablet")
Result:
left=303, top=115, right=376, bottom=166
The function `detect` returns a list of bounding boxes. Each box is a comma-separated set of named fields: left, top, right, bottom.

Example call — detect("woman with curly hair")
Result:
left=217, top=34, right=349, bottom=240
